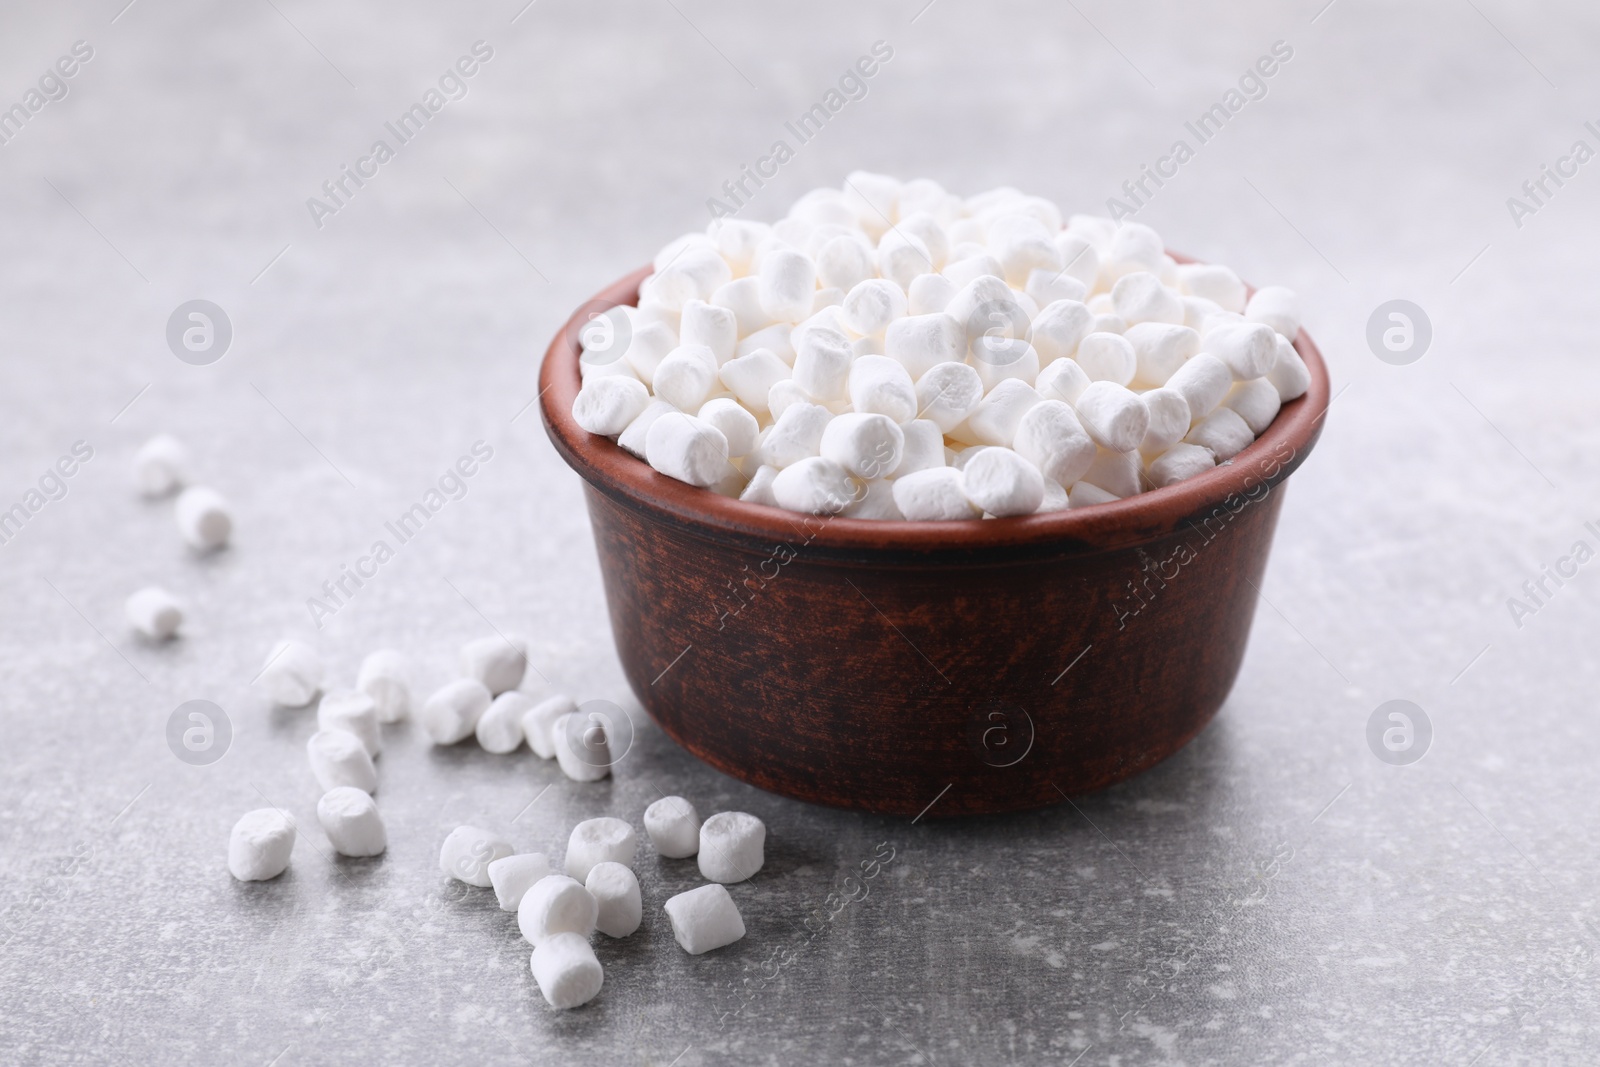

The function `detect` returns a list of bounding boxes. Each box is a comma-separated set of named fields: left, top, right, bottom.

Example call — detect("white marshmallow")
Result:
left=698, top=811, right=766, bottom=884
left=1066, top=214, right=1115, bottom=251
left=572, top=376, right=650, bottom=436
left=1139, top=388, right=1193, bottom=455
left=1111, top=271, right=1184, bottom=326
left=893, top=419, right=946, bottom=477
left=357, top=649, right=411, bottom=723
left=942, top=253, right=1004, bottom=289
left=1181, top=295, right=1226, bottom=332
left=1081, top=447, right=1144, bottom=499
left=884, top=313, right=965, bottom=379
left=972, top=338, right=1040, bottom=394
left=1267, top=333, right=1311, bottom=401
left=175, top=486, right=232, bottom=550
left=1224, top=378, right=1283, bottom=435
left=758, top=248, right=817, bottom=323
left=771, top=456, right=859, bottom=515
left=712, top=276, right=777, bottom=336
left=894, top=467, right=978, bottom=521
left=766, top=379, right=815, bottom=421
left=644, top=796, right=702, bottom=858
left=962, top=447, right=1045, bottom=517
left=441, top=825, right=514, bottom=887
left=913, top=362, right=984, bottom=431
left=461, top=634, right=529, bottom=695
left=1068, top=481, right=1120, bottom=509
left=227, top=808, right=295, bottom=881
left=1125, top=323, right=1200, bottom=386
left=419, top=678, right=492, bottom=745
left=646, top=412, right=730, bottom=488
left=1026, top=299, right=1091, bottom=365
left=489, top=853, right=552, bottom=911
left=1202, top=321, right=1278, bottom=380
left=680, top=300, right=738, bottom=365
left=1200, top=310, right=1245, bottom=339
left=530, top=932, right=604, bottom=1010
left=1186, top=407, right=1256, bottom=460
left=664, top=883, right=746, bottom=955
left=617, top=399, right=676, bottom=460
left=848, top=355, right=918, bottom=423
left=908, top=272, right=958, bottom=315
left=477, top=691, right=531, bottom=754
left=125, top=586, right=182, bottom=639
left=521, top=694, right=576, bottom=759
left=307, top=729, right=377, bottom=794
left=753, top=402, right=830, bottom=469
left=1103, top=222, right=1165, bottom=279
left=622, top=321, right=676, bottom=384
left=1074, top=382, right=1150, bottom=453
left=949, top=379, right=1042, bottom=448
left=1164, top=353, right=1233, bottom=419
left=1148, top=442, right=1217, bottom=487
left=1074, top=333, right=1137, bottom=385
left=842, top=278, right=907, bottom=338
left=718, top=349, right=791, bottom=414
left=1245, top=286, right=1299, bottom=338
left=1092, top=313, right=1128, bottom=335
left=1177, top=263, right=1247, bottom=312
left=878, top=229, right=933, bottom=289
left=792, top=327, right=854, bottom=401
left=896, top=212, right=950, bottom=269
left=1025, top=269, right=1088, bottom=311
left=739, top=464, right=780, bottom=507
left=553, top=711, right=612, bottom=781
left=816, top=234, right=874, bottom=291
left=697, top=398, right=760, bottom=458
left=259, top=639, right=322, bottom=707
left=1037, top=475, right=1070, bottom=513
left=133, top=434, right=186, bottom=497
left=820, top=413, right=905, bottom=480
left=738, top=322, right=795, bottom=364
left=565, top=817, right=637, bottom=881
left=585, top=861, right=643, bottom=938
left=842, top=479, right=903, bottom=520
left=709, top=218, right=769, bottom=275
left=1013, top=401, right=1097, bottom=487
left=519, top=875, right=599, bottom=945
left=1035, top=357, right=1092, bottom=406
left=316, top=786, right=386, bottom=857
left=996, top=232, right=1063, bottom=287
left=317, top=688, right=381, bottom=757
left=814, top=286, right=844, bottom=312
left=651, top=346, right=718, bottom=411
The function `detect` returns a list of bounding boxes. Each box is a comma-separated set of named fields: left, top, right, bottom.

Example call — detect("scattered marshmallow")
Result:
left=489, top=852, right=552, bottom=911
left=565, top=817, right=637, bottom=881
left=644, top=796, right=702, bottom=858
left=174, top=486, right=232, bottom=550
left=460, top=634, right=529, bottom=695
left=419, top=679, right=492, bottom=745
left=133, top=434, right=186, bottom=497
left=440, top=825, right=514, bottom=887
left=125, top=586, right=182, bottom=639
left=530, top=932, right=604, bottom=1010
left=228, top=808, right=295, bottom=881
left=317, top=689, right=381, bottom=757
left=357, top=649, right=411, bottom=724
left=316, top=786, right=387, bottom=857
left=518, top=875, right=598, bottom=945
left=477, top=691, right=531, bottom=754
left=664, top=883, right=746, bottom=955
left=585, top=861, right=643, bottom=938
left=521, top=694, right=576, bottom=760
left=307, top=729, right=377, bottom=794
left=259, top=639, right=322, bottom=707
left=698, top=811, right=766, bottom=884
left=553, top=711, right=612, bottom=781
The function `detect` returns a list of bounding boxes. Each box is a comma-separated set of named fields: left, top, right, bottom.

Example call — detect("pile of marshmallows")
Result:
left=571, top=174, right=1311, bottom=520
left=124, top=434, right=235, bottom=640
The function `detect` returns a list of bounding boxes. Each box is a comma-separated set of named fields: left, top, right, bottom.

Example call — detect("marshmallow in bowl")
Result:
left=570, top=179, right=1306, bottom=518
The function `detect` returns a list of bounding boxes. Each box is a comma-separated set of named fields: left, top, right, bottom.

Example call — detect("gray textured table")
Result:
left=3, top=1, right=1599, bottom=1063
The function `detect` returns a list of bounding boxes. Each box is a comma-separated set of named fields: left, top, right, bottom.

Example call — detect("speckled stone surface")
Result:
left=3, top=1, right=1599, bottom=1063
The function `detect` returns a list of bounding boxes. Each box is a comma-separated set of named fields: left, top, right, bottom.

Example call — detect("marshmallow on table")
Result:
left=1014, top=401, right=1096, bottom=488
left=530, top=933, right=604, bottom=1010
left=644, top=796, right=701, bottom=858
left=228, top=809, right=295, bottom=882
left=521, top=694, right=576, bottom=759
left=1246, top=285, right=1299, bottom=339
left=1267, top=333, right=1311, bottom=401
left=894, top=467, right=979, bottom=521
left=664, top=883, right=746, bottom=955
left=1224, top=377, right=1283, bottom=435
left=477, top=691, right=531, bottom=754
left=962, top=447, right=1045, bottom=517
left=175, top=486, right=232, bottom=550
left=1138, top=388, right=1193, bottom=456
left=1125, top=323, right=1200, bottom=387
left=317, top=688, right=381, bottom=757
left=1149, top=443, right=1217, bottom=487
left=133, top=434, right=186, bottom=497
left=771, top=456, right=858, bottom=515
left=585, top=862, right=643, bottom=939
left=1186, top=407, right=1256, bottom=460
left=565, top=817, right=638, bottom=881
left=125, top=586, right=182, bottom=639
left=1164, top=353, right=1232, bottom=420
left=646, top=412, right=730, bottom=488
left=553, top=711, right=612, bottom=781
left=316, top=786, right=386, bottom=857
left=307, top=730, right=377, bottom=794
left=440, top=825, right=514, bottom=887
left=697, top=398, right=760, bottom=458
left=518, top=875, right=599, bottom=945
left=419, top=679, right=492, bottom=745
left=489, top=853, right=552, bottom=912
left=698, top=811, right=766, bottom=884
left=357, top=649, right=411, bottom=723
left=914, top=362, right=983, bottom=431
left=1202, top=321, right=1278, bottom=380
left=1075, top=382, right=1150, bottom=454
left=572, top=376, right=650, bottom=436
left=461, top=634, right=529, bottom=695
left=260, top=639, right=322, bottom=707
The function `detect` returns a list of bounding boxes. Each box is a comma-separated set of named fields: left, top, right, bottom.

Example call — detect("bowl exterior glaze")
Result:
left=542, top=266, right=1329, bottom=817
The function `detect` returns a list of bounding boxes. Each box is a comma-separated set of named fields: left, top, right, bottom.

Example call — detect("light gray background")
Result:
left=2, top=0, right=1597, bottom=1063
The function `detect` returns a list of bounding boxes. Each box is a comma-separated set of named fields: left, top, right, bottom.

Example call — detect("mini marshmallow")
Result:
left=618, top=399, right=676, bottom=459
left=712, top=276, right=777, bottom=336
left=1054, top=232, right=1101, bottom=286
left=842, top=278, right=907, bottom=338
left=518, top=875, right=599, bottom=945
left=1037, top=475, right=1070, bottom=512
left=553, top=711, right=612, bottom=781
left=133, top=434, right=186, bottom=497
left=963, top=445, right=1047, bottom=517
left=175, top=486, right=232, bottom=550
left=441, top=825, right=514, bottom=887
left=644, top=795, right=702, bottom=858
left=739, top=464, right=780, bottom=507
left=489, top=853, right=552, bottom=911
left=1177, top=263, right=1247, bottom=312
left=1245, top=286, right=1299, bottom=339
left=908, top=272, right=958, bottom=315
left=766, top=380, right=814, bottom=421
left=758, top=248, right=816, bottom=323
left=820, top=413, right=905, bottom=480
left=1202, top=321, right=1278, bottom=380
left=1149, top=442, right=1217, bottom=487
left=664, top=883, right=746, bottom=955
left=942, top=253, right=1004, bottom=288
left=1081, top=447, right=1144, bottom=499
left=739, top=323, right=796, bottom=364
left=585, top=862, right=643, bottom=939
left=1125, top=323, right=1200, bottom=387
left=1014, top=401, right=1097, bottom=487
left=461, top=634, right=529, bottom=695
left=572, top=376, right=650, bottom=436
left=893, top=419, right=945, bottom=477
left=622, top=321, right=677, bottom=384
left=772, top=456, right=859, bottom=515
left=307, top=729, right=377, bottom=794
left=646, top=412, right=730, bottom=488
left=1068, top=481, right=1120, bottom=509
left=878, top=229, right=933, bottom=289
left=259, top=639, right=322, bottom=707
left=848, top=355, right=918, bottom=423
left=651, top=346, right=718, bottom=411
left=1092, top=313, right=1128, bottom=335
left=1182, top=295, right=1226, bottom=332
left=718, top=349, right=791, bottom=414
left=896, top=212, right=950, bottom=269
left=971, top=338, right=1040, bottom=394
left=228, top=808, right=295, bottom=882
left=317, top=786, right=386, bottom=857
left=893, top=466, right=978, bottom=521
left=914, top=362, right=984, bottom=431
left=1164, top=353, right=1233, bottom=420
left=1035, top=356, right=1092, bottom=406
left=1029, top=300, right=1094, bottom=365
left=1074, top=382, right=1150, bottom=453
left=1111, top=271, right=1184, bottom=326
left=1074, top=333, right=1137, bottom=385
left=357, top=649, right=411, bottom=723
left=996, top=232, right=1063, bottom=287
left=1267, top=333, right=1311, bottom=401
left=753, top=403, right=831, bottom=469
left=477, top=691, right=532, bottom=754
left=1224, top=378, right=1283, bottom=435
left=792, top=327, right=854, bottom=400
left=949, top=379, right=1042, bottom=448
left=317, top=688, right=381, bottom=757
left=1139, top=388, right=1193, bottom=455
left=680, top=300, right=738, bottom=364
left=843, top=479, right=904, bottom=520
left=530, top=932, right=604, bottom=1010
left=816, top=234, right=875, bottom=291
left=565, top=817, right=638, bottom=881
left=125, top=586, right=182, bottom=639
left=419, top=678, right=492, bottom=745
left=1186, top=407, right=1256, bottom=460
left=1103, top=222, right=1165, bottom=278
left=698, top=398, right=760, bottom=458
left=698, top=811, right=766, bottom=884
left=521, top=694, right=576, bottom=759
left=1025, top=268, right=1088, bottom=309
left=884, top=313, right=965, bottom=379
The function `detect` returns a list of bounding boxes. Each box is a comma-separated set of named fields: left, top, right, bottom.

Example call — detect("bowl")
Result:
left=540, top=263, right=1330, bottom=817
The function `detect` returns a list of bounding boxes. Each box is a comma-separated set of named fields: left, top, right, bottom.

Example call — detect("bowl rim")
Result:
left=540, top=259, right=1330, bottom=556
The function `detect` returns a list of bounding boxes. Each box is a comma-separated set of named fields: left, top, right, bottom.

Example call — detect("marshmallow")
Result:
left=419, top=678, right=492, bottom=745
left=519, top=875, right=598, bottom=945
left=133, top=434, right=186, bottom=497
left=1037, top=475, right=1070, bottom=513
left=1074, top=382, right=1150, bottom=453
left=489, top=853, right=552, bottom=911
left=1138, top=388, right=1193, bottom=455
left=1267, top=334, right=1311, bottom=401
left=962, top=447, right=1045, bottom=517
left=914, top=362, right=984, bottom=431
left=1149, top=442, right=1217, bottom=487
left=316, top=786, right=386, bottom=857
left=893, top=419, right=946, bottom=477
left=1164, top=353, right=1232, bottom=420
left=896, top=212, right=950, bottom=269
left=1182, top=295, right=1226, bottom=332
left=521, top=694, right=576, bottom=759
left=1186, top=407, right=1256, bottom=460
left=1103, top=222, right=1165, bottom=279
left=847, top=355, right=918, bottom=423
left=820, top=413, right=905, bottom=480
left=1029, top=300, right=1093, bottom=364
left=1177, top=263, right=1247, bottom=313
left=477, top=691, right=531, bottom=754
left=1245, top=285, right=1299, bottom=339
left=814, top=286, right=844, bottom=311
left=766, top=380, right=814, bottom=421
left=772, top=456, right=859, bottom=515
left=1111, top=271, right=1183, bottom=326
left=878, top=228, right=933, bottom=289
left=1224, top=378, right=1283, bottom=435
left=842, top=278, right=907, bottom=338
left=842, top=478, right=902, bottom=520
left=1081, top=447, right=1144, bottom=499
left=1074, top=333, right=1137, bottom=385
left=1125, top=323, right=1200, bottom=387
left=1092, top=313, right=1128, bottom=335
left=1054, top=232, right=1101, bottom=287
left=996, top=232, right=1064, bottom=287
left=585, top=862, right=643, bottom=938
left=357, top=649, right=411, bottom=723
left=259, top=639, right=322, bottom=707
left=307, top=729, right=377, bottom=794
left=618, top=399, right=676, bottom=459
left=739, top=322, right=795, bottom=364
left=125, top=586, right=182, bottom=639
left=753, top=402, right=831, bottom=469
left=553, top=711, right=612, bottom=781
left=739, top=464, right=780, bottom=507
left=759, top=248, right=816, bottom=323
left=893, top=467, right=978, bottom=521
left=565, top=817, right=638, bottom=881
left=646, top=412, right=730, bottom=488
left=644, top=796, right=702, bottom=858
left=651, top=346, right=718, bottom=411
left=317, top=688, right=381, bottom=757
left=622, top=321, right=677, bottom=384
left=908, top=272, right=958, bottom=315
left=1068, top=481, right=1120, bottom=509
left=175, top=486, right=232, bottom=550
left=530, top=932, right=604, bottom=1010
left=698, top=811, right=766, bottom=884
left=1203, top=321, right=1278, bottom=380
left=1025, top=269, right=1087, bottom=309
left=697, top=398, right=760, bottom=458
left=792, top=327, right=854, bottom=401
left=971, top=338, right=1040, bottom=394
left=949, top=379, right=1042, bottom=448
left=1035, top=356, right=1091, bottom=406
left=719, top=349, right=791, bottom=414
left=817, top=234, right=875, bottom=291
left=227, top=809, right=295, bottom=882
left=572, top=376, right=650, bottom=436
left=885, top=313, right=965, bottom=379
left=712, top=276, right=777, bottom=336
left=709, top=218, right=768, bottom=274
left=942, top=252, right=1003, bottom=288
left=664, top=883, right=746, bottom=955
left=461, top=634, right=528, bottom=695
left=1014, top=401, right=1097, bottom=487
left=680, top=300, right=738, bottom=364
left=441, top=825, right=514, bottom=887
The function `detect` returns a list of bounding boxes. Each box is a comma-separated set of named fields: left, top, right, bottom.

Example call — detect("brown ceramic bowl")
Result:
left=541, top=263, right=1330, bottom=817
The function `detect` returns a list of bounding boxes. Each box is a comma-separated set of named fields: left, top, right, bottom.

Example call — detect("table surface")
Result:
left=3, top=1, right=1599, bottom=1064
